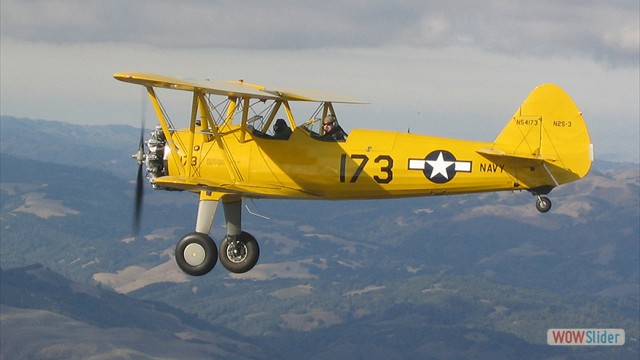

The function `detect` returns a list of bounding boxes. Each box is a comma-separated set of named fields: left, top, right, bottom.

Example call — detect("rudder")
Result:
left=490, top=84, right=593, bottom=186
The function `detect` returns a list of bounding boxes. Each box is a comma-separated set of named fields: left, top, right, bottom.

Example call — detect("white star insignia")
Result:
left=426, top=151, right=454, bottom=179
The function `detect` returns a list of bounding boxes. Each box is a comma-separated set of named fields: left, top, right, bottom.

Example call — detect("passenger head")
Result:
left=274, top=118, right=287, bottom=132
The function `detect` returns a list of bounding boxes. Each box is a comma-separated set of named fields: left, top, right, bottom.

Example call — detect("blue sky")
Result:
left=1, top=0, right=638, bottom=161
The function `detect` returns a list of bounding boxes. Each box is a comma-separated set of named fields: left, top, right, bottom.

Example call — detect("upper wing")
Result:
left=114, top=72, right=367, bottom=104
left=114, top=72, right=280, bottom=100
left=263, top=87, right=368, bottom=104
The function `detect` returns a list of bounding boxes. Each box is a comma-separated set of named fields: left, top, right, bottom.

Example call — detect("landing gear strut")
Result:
left=535, top=195, right=552, bottom=213
left=173, top=194, right=260, bottom=276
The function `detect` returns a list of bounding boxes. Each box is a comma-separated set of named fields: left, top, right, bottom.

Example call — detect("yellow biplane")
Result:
left=114, top=72, right=593, bottom=276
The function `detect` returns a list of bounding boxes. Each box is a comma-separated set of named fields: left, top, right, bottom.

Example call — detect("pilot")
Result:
left=318, top=115, right=347, bottom=141
left=272, top=118, right=292, bottom=140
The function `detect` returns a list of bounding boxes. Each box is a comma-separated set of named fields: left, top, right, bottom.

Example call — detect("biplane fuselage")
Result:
left=115, top=72, right=592, bottom=276
left=164, top=127, right=573, bottom=200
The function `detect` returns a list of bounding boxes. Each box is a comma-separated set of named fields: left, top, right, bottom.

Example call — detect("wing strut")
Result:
left=542, top=162, right=560, bottom=187
left=187, top=92, right=198, bottom=178
left=146, top=86, right=184, bottom=174
left=195, top=92, right=244, bottom=182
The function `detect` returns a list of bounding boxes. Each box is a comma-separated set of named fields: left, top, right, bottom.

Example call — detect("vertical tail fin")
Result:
left=485, top=84, right=593, bottom=187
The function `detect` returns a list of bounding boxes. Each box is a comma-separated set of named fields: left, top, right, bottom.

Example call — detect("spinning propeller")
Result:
left=132, top=95, right=146, bottom=235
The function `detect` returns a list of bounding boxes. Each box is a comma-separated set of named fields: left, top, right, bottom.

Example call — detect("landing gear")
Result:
left=175, top=232, right=218, bottom=276
left=535, top=195, right=552, bottom=213
left=173, top=194, right=261, bottom=276
left=219, top=232, right=260, bottom=273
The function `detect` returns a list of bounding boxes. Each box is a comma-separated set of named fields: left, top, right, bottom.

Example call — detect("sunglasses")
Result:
left=323, top=122, right=334, bottom=126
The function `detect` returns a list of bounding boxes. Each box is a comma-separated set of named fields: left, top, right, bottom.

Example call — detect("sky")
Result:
left=1, top=0, right=639, bottom=162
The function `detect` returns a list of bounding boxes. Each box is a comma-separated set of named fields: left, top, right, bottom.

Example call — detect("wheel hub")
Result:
left=226, top=241, right=248, bottom=264
left=184, top=243, right=206, bottom=266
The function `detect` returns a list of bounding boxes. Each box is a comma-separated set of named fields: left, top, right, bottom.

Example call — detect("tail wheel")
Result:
left=175, top=232, right=218, bottom=276
left=536, top=196, right=552, bottom=213
left=219, top=231, right=260, bottom=274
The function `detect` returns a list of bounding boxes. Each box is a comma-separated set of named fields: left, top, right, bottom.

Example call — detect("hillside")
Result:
left=1, top=116, right=638, bottom=358
left=0, top=115, right=138, bottom=179
left=3, top=265, right=635, bottom=359
left=0, top=265, right=266, bottom=360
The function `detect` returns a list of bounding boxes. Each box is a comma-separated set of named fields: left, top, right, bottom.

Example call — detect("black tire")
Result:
left=536, top=196, right=552, bottom=213
left=219, top=231, right=260, bottom=274
left=175, top=232, right=218, bottom=276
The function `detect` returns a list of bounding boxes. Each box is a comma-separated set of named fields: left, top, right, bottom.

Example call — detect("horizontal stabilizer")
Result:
left=476, top=148, right=556, bottom=162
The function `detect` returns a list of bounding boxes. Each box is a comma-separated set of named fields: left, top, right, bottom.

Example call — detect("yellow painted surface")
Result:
left=116, top=74, right=592, bottom=200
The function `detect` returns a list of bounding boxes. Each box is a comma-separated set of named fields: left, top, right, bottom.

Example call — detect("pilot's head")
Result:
left=323, top=115, right=336, bottom=131
left=274, top=118, right=286, bottom=132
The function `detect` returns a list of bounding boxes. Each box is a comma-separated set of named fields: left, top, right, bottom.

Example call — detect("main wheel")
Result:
left=219, top=231, right=260, bottom=274
left=535, top=196, right=552, bottom=213
left=175, top=232, right=218, bottom=276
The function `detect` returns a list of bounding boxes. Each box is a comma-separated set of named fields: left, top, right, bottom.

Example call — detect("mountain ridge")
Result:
left=1, top=116, right=638, bottom=358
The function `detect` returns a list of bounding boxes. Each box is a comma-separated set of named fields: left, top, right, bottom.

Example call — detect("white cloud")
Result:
left=2, top=0, right=637, bottom=67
